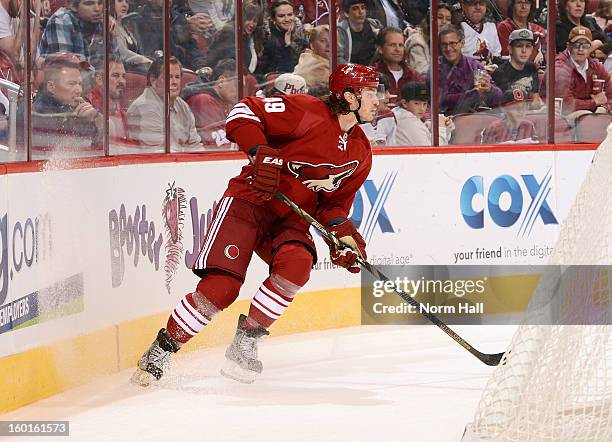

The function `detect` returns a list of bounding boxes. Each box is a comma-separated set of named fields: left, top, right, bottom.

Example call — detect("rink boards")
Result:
left=0, top=145, right=597, bottom=411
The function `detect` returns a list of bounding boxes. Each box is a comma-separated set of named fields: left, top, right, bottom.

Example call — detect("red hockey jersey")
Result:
left=224, top=94, right=372, bottom=225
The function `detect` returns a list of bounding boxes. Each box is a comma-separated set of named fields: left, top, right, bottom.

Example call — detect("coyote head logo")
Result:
left=287, top=160, right=359, bottom=192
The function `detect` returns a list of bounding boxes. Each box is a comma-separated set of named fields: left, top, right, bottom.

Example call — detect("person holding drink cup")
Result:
left=436, top=24, right=501, bottom=115
left=592, top=77, right=606, bottom=95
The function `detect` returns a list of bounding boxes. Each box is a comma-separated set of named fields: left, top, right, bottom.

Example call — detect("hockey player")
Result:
left=132, top=63, right=380, bottom=385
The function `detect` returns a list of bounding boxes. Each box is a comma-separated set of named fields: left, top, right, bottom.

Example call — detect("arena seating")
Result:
left=574, top=113, right=612, bottom=143
left=451, top=113, right=501, bottom=144
left=527, top=113, right=574, bottom=143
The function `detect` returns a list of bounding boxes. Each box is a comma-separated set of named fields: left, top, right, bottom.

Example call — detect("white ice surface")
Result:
left=2, top=324, right=516, bottom=442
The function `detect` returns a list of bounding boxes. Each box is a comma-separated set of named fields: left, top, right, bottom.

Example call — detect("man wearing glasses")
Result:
left=460, top=0, right=501, bottom=62
left=436, top=24, right=501, bottom=115
left=554, top=26, right=612, bottom=118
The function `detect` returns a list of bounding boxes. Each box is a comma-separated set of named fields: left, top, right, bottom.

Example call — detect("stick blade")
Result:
left=481, top=352, right=506, bottom=366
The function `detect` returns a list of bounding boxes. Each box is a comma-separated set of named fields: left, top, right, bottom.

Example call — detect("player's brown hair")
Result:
left=322, top=94, right=352, bottom=115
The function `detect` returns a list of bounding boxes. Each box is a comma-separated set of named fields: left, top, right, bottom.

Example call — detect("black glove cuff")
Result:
left=248, top=144, right=271, bottom=157
left=326, top=217, right=348, bottom=228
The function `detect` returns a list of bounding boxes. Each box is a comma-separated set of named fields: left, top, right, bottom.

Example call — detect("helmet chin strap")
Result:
left=352, top=96, right=364, bottom=124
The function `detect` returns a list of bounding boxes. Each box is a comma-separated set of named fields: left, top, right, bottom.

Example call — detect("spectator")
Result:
left=293, top=24, right=331, bottom=86
left=591, top=0, right=612, bottom=34
left=110, top=0, right=152, bottom=73
left=0, top=50, right=15, bottom=111
left=188, top=0, right=233, bottom=34
left=360, top=73, right=396, bottom=145
left=0, top=0, right=42, bottom=69
left=183, top=58, right=237, bottom=148
left=492, top=29, right=543, bottom=106
left=127, top=55, right=202, bottom=149
left=497, top=0, right=546, bottom=66
left=372, top=27, right=424, bottom=100
left=252, top=70, right=307, bottom=97
left=482, top=87, right=537, bottom=143
left=34, top=53, right=97, bottom=119
left=205, top=2, right=264, bottom=75
left=554, top=26, right=612, bottom=119
left=270, top=72, right=307, bottom=95
left=128, top=0, right=208, bottom=71
left=401, top=0, right=429, bottom=27
left=259, top=0, right=308, bottom=74
left=405, top=3, right=455, bottom=75
left=29, top=53, right=101, bottom=148
left=173, top=0, right=217, bottom=40
left=87, top=56, right=129, bottom=140
left=338, top=0, right=381, bottom=66
left=0, top=50, right=17, bottom=94
left=38, top=0, right=117, bottom=67
left=556, top=0, right=612, bottom=58
left=436, top=24, right=501, bottom=114
left=390, top=81, right=453, bottom=146
left=459, top=0, right=501, bottom=62
left=367, top=0, right=406, bottom=30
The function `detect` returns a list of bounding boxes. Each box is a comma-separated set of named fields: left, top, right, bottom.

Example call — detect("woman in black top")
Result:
left=258, top=0, right=308, bottom=75
left=556, top=0, right=612, bottom=59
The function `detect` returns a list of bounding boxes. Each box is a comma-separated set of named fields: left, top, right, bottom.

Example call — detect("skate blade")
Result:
left=220, top=359, right=258, bottom=384
left=130, top=368, right=156, bottom=387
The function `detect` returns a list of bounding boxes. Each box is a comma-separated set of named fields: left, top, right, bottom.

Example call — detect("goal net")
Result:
left=462, top=127, right=612, bottom=441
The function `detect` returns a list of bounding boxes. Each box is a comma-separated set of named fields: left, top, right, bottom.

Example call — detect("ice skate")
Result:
left=221, top=314, right=269, bottom=384
left=131, top=328, right=180, bottom=387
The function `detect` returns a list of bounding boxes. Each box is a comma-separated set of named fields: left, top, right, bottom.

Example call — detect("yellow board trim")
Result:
left=0, top=288, right=361, bottom=413
left=0, top=271, right=539, bottom=413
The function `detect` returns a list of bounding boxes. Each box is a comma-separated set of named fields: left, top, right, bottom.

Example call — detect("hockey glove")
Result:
left=326, top=219, right=367, bottom=274
left=249, top=145, right=283, bottom=201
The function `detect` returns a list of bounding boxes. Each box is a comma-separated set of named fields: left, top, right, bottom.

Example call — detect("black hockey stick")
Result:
left=275, top=192, right=505, bottom=367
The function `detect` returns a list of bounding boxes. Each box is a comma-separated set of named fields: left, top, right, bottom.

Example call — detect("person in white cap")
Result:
left=273, top=72, right=308, bottom=95
left=255, top=72, right=308, bottom=97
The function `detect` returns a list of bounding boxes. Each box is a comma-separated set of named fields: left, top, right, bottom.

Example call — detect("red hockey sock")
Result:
left=166, top=272, right=242, bottom=344
left=247, top=243, right=312, bottom=329
left=248, top=278, right=295, bottom=329
left=166, top=292, right=215, bottom=344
